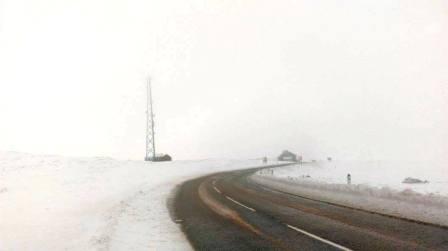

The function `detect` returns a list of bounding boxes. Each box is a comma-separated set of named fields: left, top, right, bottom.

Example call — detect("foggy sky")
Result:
left=0, top=0, right=447, bottom=161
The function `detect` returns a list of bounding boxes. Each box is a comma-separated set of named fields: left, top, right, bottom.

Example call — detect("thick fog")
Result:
left=0, top=0, right=447, bottom=162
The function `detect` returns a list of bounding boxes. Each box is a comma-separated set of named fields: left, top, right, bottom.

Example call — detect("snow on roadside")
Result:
left=264, top=160, right=448, bottom=196
left=252, top=161, right=448, bottom=227
left=0, top=151, right=264, bottom=250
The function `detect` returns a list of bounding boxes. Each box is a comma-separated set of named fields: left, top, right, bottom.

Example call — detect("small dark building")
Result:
left=277, top=150, right=297, bottom=162
left=155, top=154, right=172, bottom=162
left=145, top=154, right=172, bottom=162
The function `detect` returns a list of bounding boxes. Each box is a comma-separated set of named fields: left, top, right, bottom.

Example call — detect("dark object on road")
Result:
left=347, top=173, right=351, bottom=185
left=145, top=154, right=172, bottom=162
left=327, top=157, right=332, bottom=162
left=402, top=177, right=429, bottom=184
left=278, top=150, right=297, bottom=162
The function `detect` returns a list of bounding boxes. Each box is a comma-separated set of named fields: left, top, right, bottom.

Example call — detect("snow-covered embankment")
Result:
left=251, top=161, right=448, bottom=227
left=0, top=151, right=263, bottom=250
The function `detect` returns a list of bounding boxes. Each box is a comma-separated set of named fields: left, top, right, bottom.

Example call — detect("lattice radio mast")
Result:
left=145, top=78, right=156, bottom=161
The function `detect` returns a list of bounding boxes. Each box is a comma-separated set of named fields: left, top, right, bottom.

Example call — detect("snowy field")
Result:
left=0, top=151, right=264, bottom=250
left=252, top=160, right=448, bottom=226
left=264, top=160, right=448, bottom=196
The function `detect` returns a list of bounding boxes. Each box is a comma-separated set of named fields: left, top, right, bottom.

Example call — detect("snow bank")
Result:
left=264, top=161, right=448, bottom=196
left=0, top=151, right=264, bottom=250
left=252, top=161, right=448, bottom=227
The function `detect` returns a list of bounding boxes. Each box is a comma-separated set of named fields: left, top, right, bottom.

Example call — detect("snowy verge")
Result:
left=250, top=173, right=448, bottom=227
left=0, top=151, right=269, bottom=250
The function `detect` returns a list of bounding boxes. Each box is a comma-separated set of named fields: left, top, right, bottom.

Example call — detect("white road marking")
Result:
left=213, top=186, right=222, bottom=194
left=225, top=196, right=256, bottom=212
left=286, top=224, right=353, bottom=251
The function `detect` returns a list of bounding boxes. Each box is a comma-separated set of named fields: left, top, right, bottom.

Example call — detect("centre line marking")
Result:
left=213, top=186, right=222, bottom=194
left=286, top=224, right=352, bottom=251
left=225, top=196, right=256, bottom=212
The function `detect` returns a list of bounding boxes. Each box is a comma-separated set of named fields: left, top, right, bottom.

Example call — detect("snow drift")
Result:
left=251, top=161, right=448, bottom=227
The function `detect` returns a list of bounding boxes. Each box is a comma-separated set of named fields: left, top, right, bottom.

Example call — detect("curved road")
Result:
left=173, top=165, right=448, bottom=251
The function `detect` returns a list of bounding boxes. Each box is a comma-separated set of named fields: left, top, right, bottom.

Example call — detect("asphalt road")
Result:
left=173, top=165, right=448, bottom=251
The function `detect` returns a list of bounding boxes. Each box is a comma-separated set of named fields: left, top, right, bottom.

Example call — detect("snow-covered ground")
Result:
left=252, top=160, right=448, bottom=226
left=0, top=151, right=264, bottom=250
left=264, top=160, right=448, bottom=196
